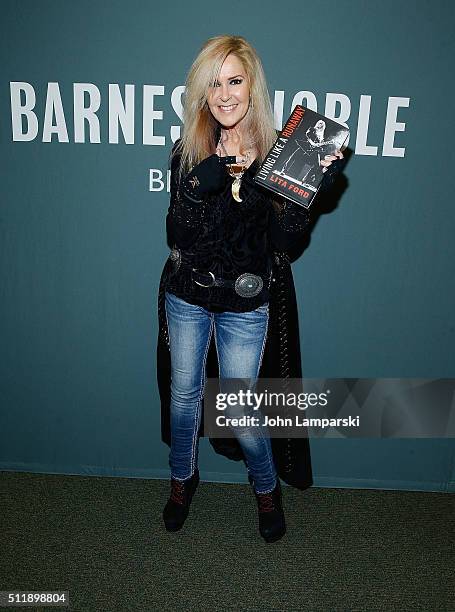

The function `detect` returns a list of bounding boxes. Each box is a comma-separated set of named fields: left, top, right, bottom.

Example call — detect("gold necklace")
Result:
left=218, top=136, right=251, bottom=203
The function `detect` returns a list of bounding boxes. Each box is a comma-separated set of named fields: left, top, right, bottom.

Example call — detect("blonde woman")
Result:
left=157, top=35, right=343, bottom=543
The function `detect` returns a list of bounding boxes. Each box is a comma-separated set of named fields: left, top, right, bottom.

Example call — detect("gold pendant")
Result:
left=231, top=177, right=242, bottom=203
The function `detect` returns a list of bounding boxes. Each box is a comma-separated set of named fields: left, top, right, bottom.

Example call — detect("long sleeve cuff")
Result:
left=318, top=157, right=346, bottom=192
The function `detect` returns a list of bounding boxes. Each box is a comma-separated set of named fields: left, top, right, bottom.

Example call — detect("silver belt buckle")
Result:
left=234, top=273, right=263, bottom=298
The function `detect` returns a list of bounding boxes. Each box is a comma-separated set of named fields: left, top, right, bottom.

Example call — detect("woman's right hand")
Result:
left=182, top=154, right=227, bottom=202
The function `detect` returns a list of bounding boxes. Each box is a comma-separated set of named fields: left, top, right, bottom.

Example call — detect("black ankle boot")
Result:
left=254, top=480, right=286, bottom=543
left=162, top=469, right=200, bottom=532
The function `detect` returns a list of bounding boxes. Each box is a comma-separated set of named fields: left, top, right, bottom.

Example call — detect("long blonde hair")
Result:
left=174, top=35, right=277, bottom=176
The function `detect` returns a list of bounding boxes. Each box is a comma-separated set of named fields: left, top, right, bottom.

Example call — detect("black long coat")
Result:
left=157, top=248, right=313, bottom=490
left=156, top=143, right=347, bottom=490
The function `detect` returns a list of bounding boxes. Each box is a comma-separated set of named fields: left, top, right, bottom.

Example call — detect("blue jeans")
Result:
left=165, top=291, right=277, bottom=494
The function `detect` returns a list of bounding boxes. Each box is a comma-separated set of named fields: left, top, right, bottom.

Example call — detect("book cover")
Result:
left=253, top=105, right=349, bottom=208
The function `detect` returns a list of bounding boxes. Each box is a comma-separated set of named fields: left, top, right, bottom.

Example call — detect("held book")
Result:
left=253, top=105, right=349, bottom=208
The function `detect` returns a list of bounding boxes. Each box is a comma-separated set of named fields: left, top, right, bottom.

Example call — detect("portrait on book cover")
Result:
left=276, top=119, right=347, bottom=191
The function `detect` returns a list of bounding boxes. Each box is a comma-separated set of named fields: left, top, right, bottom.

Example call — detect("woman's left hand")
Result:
left=320, top=149, right=344, bottom=173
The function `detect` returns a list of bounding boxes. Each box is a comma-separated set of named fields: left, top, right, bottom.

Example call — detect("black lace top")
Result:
left=164, top=143, right=317, bottom=313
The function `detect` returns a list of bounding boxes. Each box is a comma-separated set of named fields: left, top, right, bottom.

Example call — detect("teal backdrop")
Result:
left=1, top=0, right=454, bottom=491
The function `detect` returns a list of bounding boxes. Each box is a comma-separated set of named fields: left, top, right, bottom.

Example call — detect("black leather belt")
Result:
left=168, top=248, right=268, bottom=298
left=192, top=269, right=264, bottom=298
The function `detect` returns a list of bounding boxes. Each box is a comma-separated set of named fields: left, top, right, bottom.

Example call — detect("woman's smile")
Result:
left=218, top=104, right=238, bottom=112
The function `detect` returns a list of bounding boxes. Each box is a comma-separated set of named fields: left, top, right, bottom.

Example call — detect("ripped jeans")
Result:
left=165, top=291, right=277, bottom=494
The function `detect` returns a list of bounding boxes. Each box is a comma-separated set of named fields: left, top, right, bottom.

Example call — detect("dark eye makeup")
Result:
left=212, top=78, right=244, bottom=87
